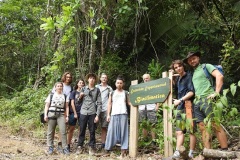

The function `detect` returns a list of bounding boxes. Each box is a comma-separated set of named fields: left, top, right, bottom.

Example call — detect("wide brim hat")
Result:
left=183, top=51, right=201, bottom=64
left=85, top=73, right=98, bottom=81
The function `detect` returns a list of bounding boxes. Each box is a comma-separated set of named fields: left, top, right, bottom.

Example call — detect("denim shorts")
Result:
left=68, top=112, right=80, bottom=126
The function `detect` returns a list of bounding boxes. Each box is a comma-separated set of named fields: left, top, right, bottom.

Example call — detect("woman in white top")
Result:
left=44, top=82, right=69, bottom=155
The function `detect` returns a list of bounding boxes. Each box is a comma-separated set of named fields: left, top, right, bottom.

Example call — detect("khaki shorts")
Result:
left=99, top=111, right=108, bottom=128
left=139, top=110, right=157, bottom=124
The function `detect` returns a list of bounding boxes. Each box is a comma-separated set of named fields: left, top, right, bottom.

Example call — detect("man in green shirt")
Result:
left=184, top=51, right=228, bottom=150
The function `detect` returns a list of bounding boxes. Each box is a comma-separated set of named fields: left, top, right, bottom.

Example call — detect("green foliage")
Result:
left=196, top=81, right=240, bottom=137
left=0, top=87, right=49, bottom=133
left=138, top=108, right=164, bottom=153
left=98, top=52, right=130, bottom=86
left=147, top=59, right=164, bottom=80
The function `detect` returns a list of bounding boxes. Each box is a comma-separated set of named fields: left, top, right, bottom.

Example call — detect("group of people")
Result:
left=43, top=72, right=131, bottom=157
left=43, top=51, right=228, bottom=159
left=169, top=51, right=228, bottom=159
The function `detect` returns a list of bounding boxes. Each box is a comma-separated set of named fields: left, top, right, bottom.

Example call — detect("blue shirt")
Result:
left=69, top=90, right=82, bottom=113
left=175, top=72, right=195, bottom=110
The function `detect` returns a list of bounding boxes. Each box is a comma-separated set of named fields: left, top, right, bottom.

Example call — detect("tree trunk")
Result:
left=203, top=148, right=238, bottom=159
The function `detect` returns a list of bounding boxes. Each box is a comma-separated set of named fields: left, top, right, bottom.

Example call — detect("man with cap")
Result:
left=76, top=73, right=102, bottom=155
left=184, top=51, right=228, bottom=150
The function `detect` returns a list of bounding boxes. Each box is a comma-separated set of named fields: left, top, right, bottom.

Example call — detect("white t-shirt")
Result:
left=138, top=103, right=156, bottom=111
left=111, top=91, right=127, bottom=115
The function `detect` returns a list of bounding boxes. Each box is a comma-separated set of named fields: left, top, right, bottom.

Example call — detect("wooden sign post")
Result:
left=129, top=80, right=139, bottom=157
left=129, top=76, right=172, bottom=158
left=162, top=71, right=173, bottom=157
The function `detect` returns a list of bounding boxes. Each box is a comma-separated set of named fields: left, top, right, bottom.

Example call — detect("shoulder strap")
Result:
left=96, top=87, right=100, bottom=101
left=50, top=94, right=53, bottom=104
left=202, top=63, right=211, bottom=80
left=63, top=94, right=67, bottom=109
left=125, top=90, right=128, bottom=102
left=111, top=90, right=115, bottom=101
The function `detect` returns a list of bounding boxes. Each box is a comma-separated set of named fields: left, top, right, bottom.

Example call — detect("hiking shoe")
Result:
left=76, top=146, right=83, bottom=154
left=171, top=150, right=180, bottom=159
left=116, top=143, right=121, bottom=147
left=88, top=146, right=96, bottom=155
left=188, top=152, right=194, bottom=159
left=47, top=146, right=54, bottom=155
left=63, top=147, right=70, bottom=155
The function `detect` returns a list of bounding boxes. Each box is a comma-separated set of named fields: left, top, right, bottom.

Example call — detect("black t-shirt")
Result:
left=69, top=90, right=82, bottom=113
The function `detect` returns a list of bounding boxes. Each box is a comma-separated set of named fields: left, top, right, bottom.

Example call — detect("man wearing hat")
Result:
left=76, top=73, right=102, bottom=155
left=184, top=52, right=228, bottom=150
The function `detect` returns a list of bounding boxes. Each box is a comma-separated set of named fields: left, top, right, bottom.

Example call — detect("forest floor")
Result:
left=1, top=124, right=239, bottom=160
left=0, top=125, right=163, bottom=160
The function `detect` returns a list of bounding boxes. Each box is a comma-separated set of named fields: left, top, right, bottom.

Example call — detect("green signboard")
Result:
left=129, top=78, right=170, bottom=106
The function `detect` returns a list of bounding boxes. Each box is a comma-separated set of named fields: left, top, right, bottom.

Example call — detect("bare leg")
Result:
left=151, top=125, right=156, bottom=140
left=198, top=122, right=211, bottom=149
left=101, top=127, right=107, bottom=144
left=213, top=123, right=228, bottom=149
left=67, top=126, right=75, bottom=145
left=189, top=133, right=196, bottom=150
left=142, top=128, right=148, bottom=139
left=176, top=131, right=184, bottom=150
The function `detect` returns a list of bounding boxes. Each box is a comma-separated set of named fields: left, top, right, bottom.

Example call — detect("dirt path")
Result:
left=0, top=126, right=163, bottom=160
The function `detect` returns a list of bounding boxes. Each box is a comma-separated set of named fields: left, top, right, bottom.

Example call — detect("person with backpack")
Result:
left=96, top=73, right=113, bottom=150
left=67, top=78, right=85, bottom=151
left=51, top=72, right=73, bottom=152
left=170, top=60, right=196, bottom=159
left=138, top=74, right=159, bottom=145
left=104, top=76, right=131, bottom=158
left=44, top=82, right=70, bottom=155
left=76, top=73, right=102, bottom=155
left=183, top=51, right=228, bottom=150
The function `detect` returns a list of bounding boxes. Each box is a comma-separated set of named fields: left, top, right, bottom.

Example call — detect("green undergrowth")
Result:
left=0, top=87, right=49, bottom=137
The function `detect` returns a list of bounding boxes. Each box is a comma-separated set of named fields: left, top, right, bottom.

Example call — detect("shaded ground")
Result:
left=0, top=126, right=163, bottom=160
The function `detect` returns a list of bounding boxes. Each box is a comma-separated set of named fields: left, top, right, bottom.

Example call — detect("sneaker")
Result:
left=89, top=146, right=96, bottom=156
left=63, top=147, right=70, bottom=155
left=76, top=146, right=83, bottom=154
left=188, top=152, right=194, bottom=159
left=116, top=143, right=121, bottom=147
left=47, top=146, right=54, bottom=155
left=171, top=150, right=180, bottom=159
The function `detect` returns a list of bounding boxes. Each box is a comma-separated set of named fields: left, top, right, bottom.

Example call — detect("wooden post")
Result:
left=129, top=80, right=139, bottom=158
left=162, top=71, right=173, bottom=157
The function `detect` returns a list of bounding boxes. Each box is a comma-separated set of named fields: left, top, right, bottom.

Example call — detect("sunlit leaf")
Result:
left=220, top=96, right=228, bottom=107
left=230, top=83, right=237, bottom=96
left=222, top=88, right=229, bottom=96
